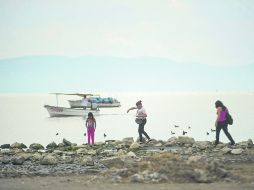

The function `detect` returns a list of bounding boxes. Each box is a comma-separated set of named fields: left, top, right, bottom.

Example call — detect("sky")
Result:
left=0, top=0, right=254, bottom=66
left=0, top=0, right=254, bottom=93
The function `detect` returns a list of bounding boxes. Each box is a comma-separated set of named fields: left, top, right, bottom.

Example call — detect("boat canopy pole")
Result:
left=56, top=94, right=58, bottom=107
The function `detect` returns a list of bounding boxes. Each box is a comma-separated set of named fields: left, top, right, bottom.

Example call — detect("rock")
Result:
left=184, top=147, right=194, bottom=155
left=177, top=136, right=195, bottom=145
left=11, top=155, right=25, bottom=165
left=122, top=137, right=134, bottom=144
left=154, top=143, right=163, bottom=147
left=29, top=143, right=44, bottom=150
left=1, top=144, right=10, bottom=149
left=77, top=148, right=87, bottom=155
left=81, top=156, right=94, bottom=166
left=117, top=149, right=127, bottom=156
left=63, top=138, right=72, bottom=146
left=53, top=150, right=64, bottom=155
left=10, top=142, right=26, bottom=149
left=100, top=157, right=124, bottom=168
left=238, top=140, right=253, bottom=148
left=247, top=139, right=253, bottom=146
left=216, top=143, right=226, bottom=149
left=168, top=136, right=177, bottom=142
left=1, top=157, right=11, bottom=164
left=221, top=147, right=232, bottom=154
left=65, top=151, right=76, bottom=156
left=32, top=153, right=43, bottom=161
left=194, top=141, right=211, bottom=150
left=126, top=151, right=136, bottom=158
left=231, top=148, right=244, bottom=155
left=129, top=173, right=144, bottom=183
left=87, top=150, right=97, bottom=156
left=40, top=155, right=57, bottom=165
left=46, top=142, right=58, bottom=149
left=130, top=142, right=141, bottom=150
left=58, top=143, right=65, bottom=147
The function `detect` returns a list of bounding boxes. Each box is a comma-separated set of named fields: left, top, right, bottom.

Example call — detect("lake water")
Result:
left=0, top=92, right=254, bottom=146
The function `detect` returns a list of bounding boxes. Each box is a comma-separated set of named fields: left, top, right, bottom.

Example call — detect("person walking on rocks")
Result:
left=86, top=112, right=96, bottom=145
left=214, top=100, right=235, bottom=145
left=127, top=100, right=151, bottom=143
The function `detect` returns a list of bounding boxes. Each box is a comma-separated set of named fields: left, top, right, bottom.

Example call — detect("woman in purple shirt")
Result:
left=215, top=100, right=235, bottom=145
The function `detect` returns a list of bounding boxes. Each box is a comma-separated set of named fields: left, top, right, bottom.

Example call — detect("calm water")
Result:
left=0, top=92, right=254, bottom=146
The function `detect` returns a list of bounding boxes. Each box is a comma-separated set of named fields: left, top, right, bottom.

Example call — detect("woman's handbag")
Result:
left=135, top=118, right=143, bottom=125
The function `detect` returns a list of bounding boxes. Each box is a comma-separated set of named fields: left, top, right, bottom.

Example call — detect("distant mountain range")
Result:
left=0, top=56, right=253, bottom=93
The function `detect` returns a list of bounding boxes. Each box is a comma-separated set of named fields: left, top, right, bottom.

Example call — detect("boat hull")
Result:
left=68, top=100, right=121, bottom=108
left=44, top=105, right=100, bottom=117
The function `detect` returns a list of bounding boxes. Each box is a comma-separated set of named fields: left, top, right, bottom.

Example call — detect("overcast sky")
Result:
left=0, top=0, right=254, bottom=66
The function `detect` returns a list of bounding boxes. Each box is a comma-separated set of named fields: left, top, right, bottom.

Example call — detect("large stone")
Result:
left=1, top=157, right=11, bottom=164
left=231, top=148, right=244, bottom=155
left=81, top=156, right=94, bottom=166
left=247, top=139, right=253, bottom=146
left=11, top=155, right=25, bottom=165
left=126, top=151, right=136, bottom=158
left=87, top=150, right=97, bottom=156
left=221, top=147, right=232, bottom=154
left=100, top=157, right=124, bottom=168
left=40, top=155, right=57, bottom=165
left=1, top=144, right=10, bottom=149
left=32, top=153, right=43, bottom=161
left=63, top=138, right=72, bottom=146
left=29, top=143, right=44, bottom=150
left=10, top=142, right=26, bottom=149
left=177, top=136, right=195, bottom=145
left=46, top=142, right=58, bottom=149
left=77, top=148, right=88, bottom=155
left=122, top=137, right=134, bottom=144
left=167, top=137, right=177, bottom=143
left=130, top=142, right=141, bottom=150
left=194, top=141, right=211, bottom=150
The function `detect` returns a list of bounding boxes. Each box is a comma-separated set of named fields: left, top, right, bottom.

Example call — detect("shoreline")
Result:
left=1, top=136, right=254, bottom=188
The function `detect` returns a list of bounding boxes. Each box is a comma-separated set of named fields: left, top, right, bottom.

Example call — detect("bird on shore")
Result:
left=56, top=133, right=59, bottom=136
left=104, top=133, right=107, bottom=138
left=206, top=132, right=209, bottom=135
left=171, top=131, right=175, bottom=135
left=174, top=125, right=180, bottom=128
left=188, top=126, right=191, bottom=129
left=182, top=131, right=187, bottom=135
left=84, top=133, right=86, bottom=137
left=211, top=129, right=216, bottom=132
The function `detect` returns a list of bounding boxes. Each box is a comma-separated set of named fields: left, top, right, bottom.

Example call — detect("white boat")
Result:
left=44, top=105, right=99, bottom=117
left=44, top=93, right=100, bottom=117
left=68, top=99, right=121, bottom=108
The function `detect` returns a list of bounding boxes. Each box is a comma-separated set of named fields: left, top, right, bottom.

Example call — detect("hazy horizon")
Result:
left=0, top=1, right=254, bottom=93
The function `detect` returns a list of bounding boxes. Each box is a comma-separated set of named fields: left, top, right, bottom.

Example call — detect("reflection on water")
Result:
left=0, top=92, right=253, bottom=146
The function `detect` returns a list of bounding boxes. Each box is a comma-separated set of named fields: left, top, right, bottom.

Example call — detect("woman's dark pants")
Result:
left=138, top=119, right=150, bottom=142
left=216, top=121, right=235, bottom=145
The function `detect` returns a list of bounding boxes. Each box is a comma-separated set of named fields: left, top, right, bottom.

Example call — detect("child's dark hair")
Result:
left=88, top=112, right=94, bottom=118
left=215, top=100, right=227, bottom=111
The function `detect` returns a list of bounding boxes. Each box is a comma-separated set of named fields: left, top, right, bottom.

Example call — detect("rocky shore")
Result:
left=1, top=137, right=254, bottom=184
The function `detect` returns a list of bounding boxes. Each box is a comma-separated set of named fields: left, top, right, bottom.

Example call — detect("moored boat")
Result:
left=44, top=93, right=100, bottom=117
left=44, top=105, right=99, bottom=117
